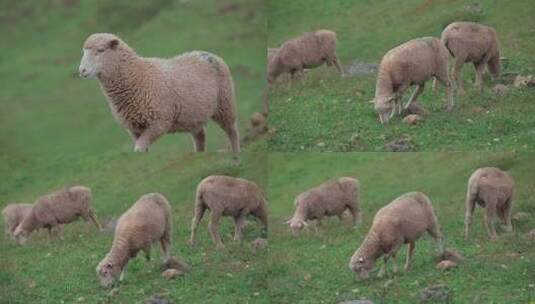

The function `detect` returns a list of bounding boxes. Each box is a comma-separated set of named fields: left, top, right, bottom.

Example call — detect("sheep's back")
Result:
left=442, top=22, right=496, bottom=61
left=199, top=176, right=264, bottom=213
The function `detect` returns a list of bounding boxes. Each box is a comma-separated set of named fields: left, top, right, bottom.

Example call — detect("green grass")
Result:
left=266, top=0, right=535, bottom=152
left=266, top=152, right=535, bottom=303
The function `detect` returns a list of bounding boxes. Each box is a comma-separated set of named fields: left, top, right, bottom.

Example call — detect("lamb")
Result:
left=349, top=192, right=442, bottom=279
left=464, top=167, right=515, bottom=241
left=96, top=193, right=173, bottom=288
left=371, top=37, right=454, bottom=124
left=267, top=29, right=344, bottom=84
left=189, top=175, right=268, bottom=249
left=2, top=203, right=32, bottom=240
left=79, top=33, right=240, bottom=153
left=439, top=22, right=500, bottom=93
left=286, top=177, right=361, bottom=233
left=13, top=186, right=102, bottom=244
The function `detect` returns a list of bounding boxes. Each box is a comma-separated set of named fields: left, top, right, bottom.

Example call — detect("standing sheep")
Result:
left=349, top=192, right=442, bottom=279
left=268, top=29, right=344, bottom=84
left=2, top=203, right=32, bottom=240
left=13, top=186, right=102, bottom=244
left=440, top=22, right=500, bottom=93
left=78, top=33, right=240, bottom=153
left=286, top=177, right=361, bottom=233
left=189, top=175, right=268, bottom=249
left=464, top=167, right=515, bottom=241
left=371, top=37, right=454, bottom=124
left=96, top=193, right=173, bottom=288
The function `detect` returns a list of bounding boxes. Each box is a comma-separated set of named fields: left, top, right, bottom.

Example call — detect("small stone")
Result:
left=304, top=273, right=312, bottom=281
left=492, top=84, right=509, bottom=96
left=436, top=260, right=458, bottom=271
left=77, top=297, right=85, bottom=302
left=403, top=114, right=423, bottom=125
left=251, top=238, right=268, bottom=253
left=162, top=269, right=184, bottom=280
left=437, top=249, right=464, bottom=263
left=403, top=102, right=428, bottom=116
left=471, top=107, right=485, bottom=113
left=526, top=229, right=535, bottom=241
left=163, top=256, right=190, bottom=272
left=250, top=112, right=266, bottom=127
left=514, top=74, right=535, bottom=87
left=513, top=212, right=529, bottom=222
left=317, top=142, right=326, bottom=147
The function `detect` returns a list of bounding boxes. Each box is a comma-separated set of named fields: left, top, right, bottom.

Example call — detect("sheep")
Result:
left=371, top=37, right=454, bottom=124
left=286, top=177, right=361, bottom=233
left=78, top=33, right=240, bottom=153
left=464, top=167, right=515, bottom=241
left=267, top=48, right=279, bottom=65
left=96, top=193, right=173, bottom=288
left=267, top=29, right=344, bottom=84
left=439, top=22, right=500, bottom=93
left=188, top=175, right=268, bottom=249
left=13, top=186, right=102, bottom=244
left=2, top=203, right=32, bottom=240
left=349, top=192, right=442, bottom=280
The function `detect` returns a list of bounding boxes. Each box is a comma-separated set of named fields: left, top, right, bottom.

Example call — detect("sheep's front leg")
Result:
left=484, top=200, right=498, bottom=241
left=404, top=84, right=424, bottom=109
left=119, top=269, right=125, bottom=282
left=377, top=256, right=389, bottom=278
left=209, top=209, right=225, bottom=249
left=191, top=128, right=206, bottom=152
left=404, top=242, right=415, bottom=271
left=133, top=125, right=165, bottom=152
left=473, top=62, right=486, bottom=91
left=233, top=214, right=246, bottom=241
left=452, top=58, right=465, bottom=94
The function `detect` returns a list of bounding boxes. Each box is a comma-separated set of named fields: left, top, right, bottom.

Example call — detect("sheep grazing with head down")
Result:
left=189, top=175, right=268, bottom=249
left=268, top=29, right=344, bottom=84
left=287, top=177, right=361, bottom=233
left=79, top=33, right=240, bottom=153
left=13, top=186, right=102, bottom=244
left=349, top=192, right=442, bottom=280
left=464, top=167, right=515, bottom=241
left=440, top=22, right=500, bottom=93
left=2, top=203, right=32, bottom=240
left=96, top=193, right=174, bottom=288
left=371, top=37, right=454, bottom=124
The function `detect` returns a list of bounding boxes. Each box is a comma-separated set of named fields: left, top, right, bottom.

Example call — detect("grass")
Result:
left=266, top=0, right=535, bottom=152
left=266, top=152, right=535, bottom=303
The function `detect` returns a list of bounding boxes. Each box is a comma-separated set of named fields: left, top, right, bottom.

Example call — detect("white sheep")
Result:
left=189, top=175, right=268, bottom=249
left=286, top=177, right=361, bottom=233
left=2, top=203, right=32, bottom=240
left=464, top=167, right=515, bottom=240
left=349, top=192, right=442, bottom=279
left=268, top=29, right=344, bottom=84
left=79, top=33, right=240, bottom=153
left=440, top=21, right=500, bottom=93
left=371, top=37, right=454, bottom=124
left=13, top=186, right=102, bottom=244
left=96, top=193, right=173, bottom=288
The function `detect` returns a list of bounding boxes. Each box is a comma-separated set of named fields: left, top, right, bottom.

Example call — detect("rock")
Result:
left=344, top=61, right=378, bottom=76
left=419, top=284, right=451, bottom=303
left=402, top=102, right=428, bottom=116
left=492, top=84, right=509, bottom=96
left=526, top=229, right=535, bottom=241
left=251, top=238, right=268, bottom=253
left=338, top=300, right=374, bottom=304
left=162, top=269, right=184, bottom=280
left=514, top=74, right=535, bottom=87
left=385, top=137, right=413, bottom=152
left=242, top=112, right=268, bottom=143
left=512, top=212, right=529, bottom=222
left=403, top=114, right=423, bottom=125
left=471, top=106, right=485, bottom=113
left=146, top=295, right=170, bottom=304
left=163, top=256, right=190, bottom=272
left=436, top=260, right=458, bottom=271
left=437, top=249, right=464, bottom=263
left=250, top=112, right=266, bottom=127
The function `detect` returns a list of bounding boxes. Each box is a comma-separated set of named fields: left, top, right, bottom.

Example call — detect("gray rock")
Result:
left=420, top=284, right=451, bottom=303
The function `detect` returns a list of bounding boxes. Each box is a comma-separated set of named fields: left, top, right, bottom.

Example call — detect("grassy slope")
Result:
left=0, top=0, right=268, bottom=303
left=266, top=0, right=535, bottom=152
left=267, top=152, right=535, bottom=303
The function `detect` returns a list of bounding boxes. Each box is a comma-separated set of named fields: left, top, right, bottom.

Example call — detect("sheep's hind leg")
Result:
left=452, top=57, right=465, bottom=95
left=404, top=242, right=415, bottom=271
left=484, top=198, right=498, bottom=240
left=191, top=128, right=206, bottom=152
left=503, top=198, right=513, bottom=233
left=473, top=61, right=486, bottom=91
left=188, top=202, right=206, bottom=247
left=209, top=208, right=225, bottom=249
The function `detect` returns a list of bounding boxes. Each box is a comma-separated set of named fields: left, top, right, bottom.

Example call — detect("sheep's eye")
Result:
left=97, top=49, right=105, bottom=53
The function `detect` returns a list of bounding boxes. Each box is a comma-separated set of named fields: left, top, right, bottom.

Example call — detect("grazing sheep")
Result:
left=96, top=193, right=173, bottom=288
left=286, top=177, right=361, bottom=233
left=13, top=186, right=102, bottom=244
left=2, top=203, right=32, bottom=240
left=371, top=37, right=453, bottom=124
left=464, top=167, right=515, bottom=240
left=268, top=29, right=344, bottom=84
left=349, top=192, right=442, bottom=279
left=440, top=22, right=500, bottom=93
left=189, top=175, right=268, bottom=249
left=79, top=33, right=240, bottom=153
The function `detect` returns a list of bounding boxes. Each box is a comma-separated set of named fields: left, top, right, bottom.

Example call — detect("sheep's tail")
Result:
left=441, top=36, right=455, bottom=58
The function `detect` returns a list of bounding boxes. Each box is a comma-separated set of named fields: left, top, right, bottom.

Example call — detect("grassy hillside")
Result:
left=0, top=0, right=268, bottom=303
left=267, top=152, right=535, bottom=303
left=266, top=0, right=535, bottom=152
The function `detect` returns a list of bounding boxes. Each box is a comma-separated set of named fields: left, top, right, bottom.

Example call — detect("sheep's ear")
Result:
left=109, top=39, right=119, bottom=50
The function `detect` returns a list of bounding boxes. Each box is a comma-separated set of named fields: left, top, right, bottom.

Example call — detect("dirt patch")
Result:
left=344, top=61, right=378, bottom=76
left=385, top=137, right=414, bottom=152
left=419, top=284, right=451, bottom=303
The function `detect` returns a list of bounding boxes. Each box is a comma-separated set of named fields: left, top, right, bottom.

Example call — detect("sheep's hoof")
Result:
left=134, top=144, right=149, bottom=152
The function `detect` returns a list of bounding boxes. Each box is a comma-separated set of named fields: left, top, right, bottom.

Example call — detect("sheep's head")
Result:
left=79, top=33, right=121, bottom=79
left=373, top=95, right=395, bottom=124
left=285, top=218, right=307, bottom=234
left=96, top=260, right=117, bottom=288
left=349, top=254, right=374, bottom=280
left=13, top=226, right=28, bottom=245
